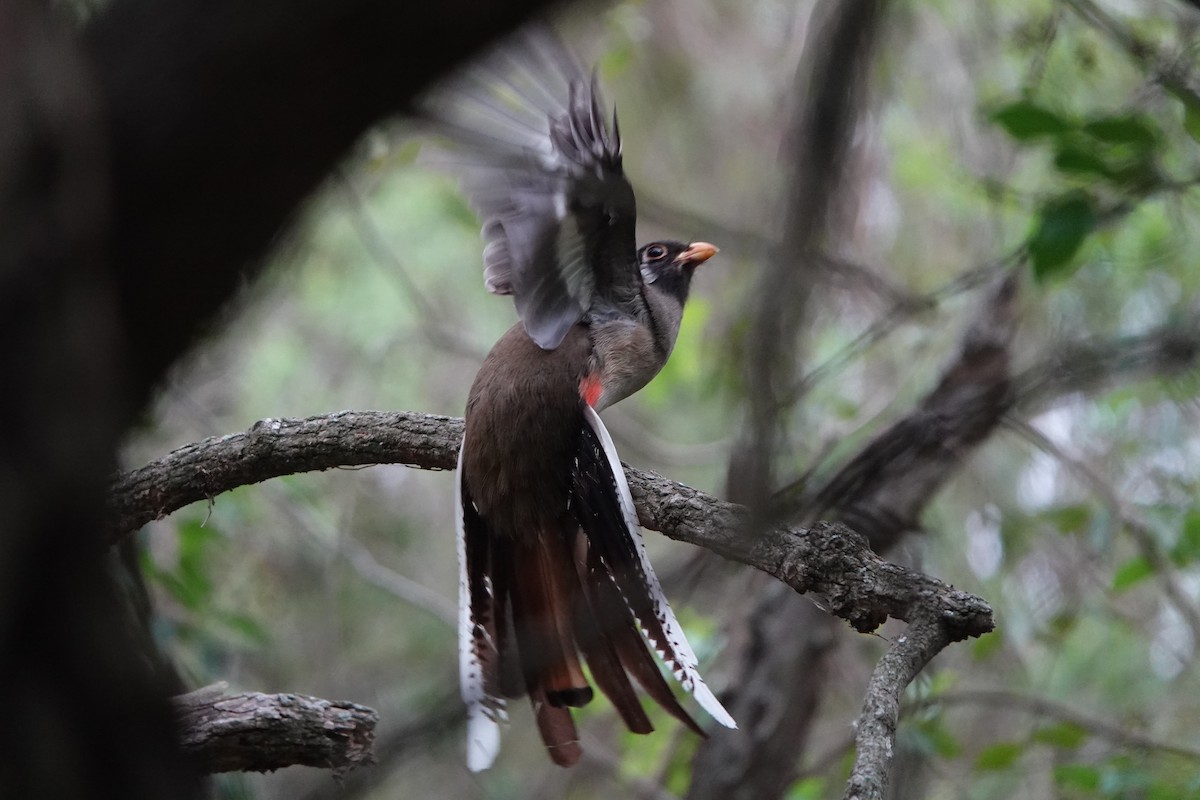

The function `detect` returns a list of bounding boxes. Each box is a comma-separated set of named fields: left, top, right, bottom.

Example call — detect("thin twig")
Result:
left=843, top=613, right=950, bottom=800
left=913, top=688, right=1200, bottom=762
left=1063, top=0, right=1200, bottom=109
left=336, top=169, right=486, bottom=360
left=338, top=534, right=457, bottom=626
left=1004, top=417, right=1200, bottom=644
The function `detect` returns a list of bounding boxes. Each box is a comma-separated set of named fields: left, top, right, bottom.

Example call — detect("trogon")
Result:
left=425, top=31, right=736, bottom=770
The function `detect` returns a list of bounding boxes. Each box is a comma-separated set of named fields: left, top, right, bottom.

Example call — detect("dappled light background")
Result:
left=123, top=0, right=1200, bottom=797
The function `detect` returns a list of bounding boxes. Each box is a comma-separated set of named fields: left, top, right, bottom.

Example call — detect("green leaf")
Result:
left=1171, top=510, right=1200, bottom=565
left=1028, top=193, right=1096, bottom=281
left=1083, top=114, right=1158, bottom=151
left=1053, top=144, right=1114, bottom=178
left=1032, top=721, right=1089, bottom=749
left=1046, top=611, right=1079, bottom=637
left=1112, top=555, right=1154, bottom=591
left=391, top=138, right=422, bottom=167
left=971, top=630, right=1003, bottom=661
left=975, top=741, right=1024, bottom=770
left=923, top=722, right=962, bottom=759
left=154, top=570, right=204, bottom=611
left=1043, top=504, right=1092, bottom=534
left=177, top=518, right=217, bottom=561
left=1054, top=764, right=1101, bottom=791
left=925, top=670, right=959, bottom=697
left=216, top=612, right=271, bottom=646
left=785, top=777, right=827, bottom=800
left=991, top=101, right=1073, bottom=140
left=1147, top=783, right=1189, bottom=800
left=142, top=518, right=222, bottom=611
left=1184, top=105, right=1200, bottom=145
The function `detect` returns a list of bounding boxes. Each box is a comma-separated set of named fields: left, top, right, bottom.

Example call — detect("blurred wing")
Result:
left=419, top=30, right=640, bottom=350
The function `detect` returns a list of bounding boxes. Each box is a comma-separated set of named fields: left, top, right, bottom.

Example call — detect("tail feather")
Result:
left=456, top=447, right=505, bottom=772
left=578, top=407, right=737, bottom=731
left=531, top=686, right=583, bottom=767
left=490, top=547, right=524, bottom=700
left=581, top=544, right=702, bottom=736
left=510, top=529, right=593, bottom=709
left=456, top=408, right=736, bottom=771
left=571, top=534, right=655, bottom=735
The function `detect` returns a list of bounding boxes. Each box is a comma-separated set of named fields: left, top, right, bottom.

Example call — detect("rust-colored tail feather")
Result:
left=510, top=531, right=593, bottom=708
left=457, top=410, right=735, bottom=770
left=581, top=547, right=705, bottom=737
left=531, top=685, right=583, bottom=767
left=572, top=537, right=655, bottom=735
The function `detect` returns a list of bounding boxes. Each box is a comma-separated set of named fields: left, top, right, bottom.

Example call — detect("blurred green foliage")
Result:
left=124, top=0, right=1200, bottom=797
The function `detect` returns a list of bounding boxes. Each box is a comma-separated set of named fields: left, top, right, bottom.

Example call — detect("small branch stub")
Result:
left=172, top=683, right=377, bottom=775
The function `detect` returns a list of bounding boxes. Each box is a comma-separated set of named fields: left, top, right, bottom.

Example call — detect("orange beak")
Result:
left=676, top=241, right=719, bottom=267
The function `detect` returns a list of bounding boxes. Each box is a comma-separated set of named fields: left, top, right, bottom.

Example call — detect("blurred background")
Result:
left=120, top=0, right=1200, bottom=797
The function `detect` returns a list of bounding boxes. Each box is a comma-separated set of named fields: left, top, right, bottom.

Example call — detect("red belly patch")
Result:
left=579, top=374, right=603, bottom=408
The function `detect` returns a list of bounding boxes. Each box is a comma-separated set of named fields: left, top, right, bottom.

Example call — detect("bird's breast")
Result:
left=587, top=318, right=668, bottom=411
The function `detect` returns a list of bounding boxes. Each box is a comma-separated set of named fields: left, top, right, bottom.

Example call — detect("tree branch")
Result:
left=108, top=411, right=462, bottom=543
left=173, top=683, right=377, bottom=775
left=1013, top=318, right=1200, bottom=412
left=1063, top=0, right=1200, bottom=110
left=843, top=612, right=949, bottom=800
left=727, top=0, right=886, bottom=512
left=3, top=4, right=563, bottom=794
left=295, top=693, right=463, bottom=800
left=794, top=272, right=1019, bottom=550
left=688, top=272, right=1016, bottom=799
left=109, top=411, right=994, bottom=640
left=108, top=302, right=1200, bottom=785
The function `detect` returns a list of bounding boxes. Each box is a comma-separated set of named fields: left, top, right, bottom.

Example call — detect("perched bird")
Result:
left=426, top=32, right=736, bottom=770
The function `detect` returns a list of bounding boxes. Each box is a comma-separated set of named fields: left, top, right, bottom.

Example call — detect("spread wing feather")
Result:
left=418, top=29, right=640, bottom=350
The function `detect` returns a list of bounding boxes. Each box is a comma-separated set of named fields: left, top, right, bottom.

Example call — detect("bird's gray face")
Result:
left=638, top=241, right=718, bottom=303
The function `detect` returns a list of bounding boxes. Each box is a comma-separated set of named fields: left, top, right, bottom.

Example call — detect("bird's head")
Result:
left=637, top=241, right=718, bottom=304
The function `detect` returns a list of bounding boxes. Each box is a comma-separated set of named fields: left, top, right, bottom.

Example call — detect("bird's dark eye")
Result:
left=645, top=244, right=667, bottom=260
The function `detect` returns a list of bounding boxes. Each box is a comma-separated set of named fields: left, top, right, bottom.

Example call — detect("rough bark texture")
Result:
left=40, top=0, right=1200, bottom=791
left=108, top=412, right=994, bottom=641
left=682, top=9, right=1037, bottom=795
left=173, top=684, right=377, bottom=775
left=802, top=273, right=1019, bottom=546
left=843, top=613, right=949, bottom=800
left=682, top=581, right=835, bottom=800
left=698, top=273, right=1016, bottom=800
left=684, top=217, right=1018, bottom=800
left=295, top=694, right=464, bottom=800
left=109, top=411, right=464, bottom=541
